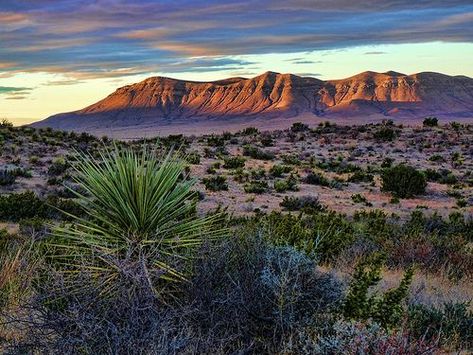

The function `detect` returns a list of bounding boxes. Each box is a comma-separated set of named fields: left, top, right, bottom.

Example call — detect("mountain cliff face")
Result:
left=32, top=71, right=473, bottom=132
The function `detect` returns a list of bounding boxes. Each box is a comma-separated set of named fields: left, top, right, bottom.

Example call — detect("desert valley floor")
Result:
left=1, top=120, right=473, bottom=225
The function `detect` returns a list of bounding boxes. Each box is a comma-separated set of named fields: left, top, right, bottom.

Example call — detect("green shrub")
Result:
left=291, top=122, right=309, bottom=132
left=381, top=164, right=427, bottom=198
left=223, top=156, right=246, bottom=169
left=373, top=127, right=397, bottom=141
left=343, top=253, right=414, bottom=329
left=186, top=152, right=201, bottom=165
left=281, top=154, right=301, bottom=165
left=48, top=156, right=68, bottom=176
left=0, top=191, right=46, bottom=221
left=304, top=172, right=330, bottom=186
left=280, top=196, right=323, bottom=213
left=259, top=211, right=352, bottom=260
left=423, top=116, right=438, bottom=127
left=348, top=170, right=374, bottom=183
left=244, top=180, right=268, bottom=194
left=202, top=175, right=228, bottom=191
left=241, top=126, right=259, bottom=135
left=243, top=145, right=275, bottom=160
left=407, top=302, right=473, bottom=349
left=269, top=164, right=292, bottom=177
left=0, top=170, right=16, bottom=186
left=273, top=175, right=298, bottom=193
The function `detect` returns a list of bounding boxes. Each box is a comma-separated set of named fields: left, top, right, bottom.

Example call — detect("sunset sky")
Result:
left=1, top=0, right=472, bottom=125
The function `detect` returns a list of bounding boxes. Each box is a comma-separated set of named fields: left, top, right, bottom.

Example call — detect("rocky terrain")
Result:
left=32, top=71, right=473, bottom=137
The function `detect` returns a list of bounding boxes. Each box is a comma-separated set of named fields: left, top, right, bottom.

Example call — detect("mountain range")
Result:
left=32, top=71, right=473, bottom=136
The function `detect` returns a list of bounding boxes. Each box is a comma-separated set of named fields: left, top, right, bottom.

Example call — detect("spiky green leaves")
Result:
left=47, top=146, right=227, bottom=298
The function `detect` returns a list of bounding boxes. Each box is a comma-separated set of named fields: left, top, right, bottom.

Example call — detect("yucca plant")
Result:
left=47, top=146, right=228, bottom=298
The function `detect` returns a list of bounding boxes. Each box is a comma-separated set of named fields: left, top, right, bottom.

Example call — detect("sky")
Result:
left=1, top=0, right=472, bottom=125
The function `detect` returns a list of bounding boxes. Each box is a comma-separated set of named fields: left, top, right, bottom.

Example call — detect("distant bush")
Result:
left=373, top=127, right=397, bottom=141
left=244, top=180, right=268, bottom=194
left=48, top=156, right=68, bottom=176
left=269, top=164, right=292, bottom=177
left=281, top=154, right=301, bottom=165
left=291, top=122, right=309, bottom=132
left=202, top=175, right=228, bottom=191
left=186, top=152, right=201, bottom=165
left=223, top=156, right=245, bottom=169
left=243, top=145, right=275, bottom=160
left=273, top=175, right=298, bottom=193
left=348, top=170, right=374, bottom=183
left=280, top=195, right=323, bottom=213
left=381, top=164, right=427, bottom=198
left=240, top=126, right=259, bottom=135
left=423, top=116, right=438, bottom=127
left=0, top=169, right=16, bottom=186
left=304, top=172, right=330, bottom=186
left=424, top=168, right=457, bottom=184
left=260, top=135, right=273, bottom=146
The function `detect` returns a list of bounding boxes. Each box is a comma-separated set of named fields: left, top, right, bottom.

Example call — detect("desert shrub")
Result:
left=260, top=135, right=273, bottom=146
left=260, top=211, right=354, bottom=262
left=8, top=236, right=342, bottom=354
left=202, top=175, right=228, bottom=191
left=241, top=126, right=259, bottom=135
left=347, top=170, right=374, bottom=183
left=407, top=302, right=473, bottom=350
left=424, top=168, right=457, bottom=184
left=244, top=180, right=268, bottom=194
left=316, top=159, right=361, bottom=174
left=310, top=320, right=439, bottom=354
left=343, top=253, right=414, bottom=329
left=303, top=172, right=330, bottom=186
left=0, top=191, right=46, bottom=222
left=47, top=156, right=68, bottom=176
left=381, top=157, right=394, bottom=168
left=223, top=156, right=245, bottom=169
left=232, top=167, right=249, bottom=183
left=269, top=164, right=292, bottom=177
left=206, top=135, right=225, bottom=147
left=0, top=118, right=13, bottom=128
left=273, top=175, right=298, bottom=193
left=281, top=154, right=301, bottom=165
left=373, top=127, right=397, bottom=141
left=381, top=164, right=427, bottom=198
left=280, top=196, right=323, bottom=213
left=243, top=145, right=275, bottom=160
left=423, top=116, right=438, bottom=127
left=0, top=170, right=16, bottom=186
left=291, top=122, right=309, bottom=132
left=185, top=151, right=201, bottom=165
left=351, top=193, right=372, bottom=206
left=45, top=146, right=228, bottom=298
left=429, top=154, right=445, bottom=162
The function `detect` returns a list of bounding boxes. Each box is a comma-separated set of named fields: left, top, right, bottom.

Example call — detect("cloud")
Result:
left=364, top=51, right=387, bottom=55
left=0, top=86, right=31, bottom=94
left=294, top=72, right=322, bottom=77
left=44, top=79, right=84, bottom=86
left=0, top=0, right=471, bottom=78
left=0, top=86, right=32, bottom=100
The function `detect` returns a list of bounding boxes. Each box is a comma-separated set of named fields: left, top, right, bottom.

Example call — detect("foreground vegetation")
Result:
left=0, top=120, right=472, bottom=353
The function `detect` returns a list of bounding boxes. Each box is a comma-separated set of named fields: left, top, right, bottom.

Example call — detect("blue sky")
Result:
left=1, top=0, right=472, bottom=124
